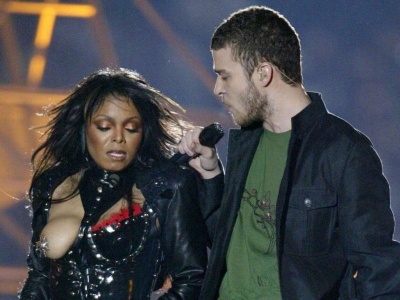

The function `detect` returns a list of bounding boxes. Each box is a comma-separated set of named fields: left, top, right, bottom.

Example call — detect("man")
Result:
left=178, top=6, right=400, bottom=300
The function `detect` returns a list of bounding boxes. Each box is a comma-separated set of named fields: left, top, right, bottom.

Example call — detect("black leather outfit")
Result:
left=19, top=160, right=208, bottom=299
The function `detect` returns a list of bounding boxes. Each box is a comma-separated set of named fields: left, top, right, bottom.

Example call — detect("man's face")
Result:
left=212, top=47, right=269, bottom=127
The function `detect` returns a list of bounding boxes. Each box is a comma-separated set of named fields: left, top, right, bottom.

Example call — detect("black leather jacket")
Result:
left=19, top=160, right=208, bottom=300
left=200, top=92, right=400, bottom=299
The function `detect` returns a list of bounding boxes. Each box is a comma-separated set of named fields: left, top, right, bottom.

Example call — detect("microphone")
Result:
left=171, top=122, right=224, bottom=164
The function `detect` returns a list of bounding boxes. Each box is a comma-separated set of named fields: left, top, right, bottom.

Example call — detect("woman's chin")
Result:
left=97, top=162, right=129, bottom=172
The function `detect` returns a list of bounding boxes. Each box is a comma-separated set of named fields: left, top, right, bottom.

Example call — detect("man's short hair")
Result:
left=211, top=6, right=302, bottom=85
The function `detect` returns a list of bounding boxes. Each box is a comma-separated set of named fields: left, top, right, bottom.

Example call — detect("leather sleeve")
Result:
left=19, top=169, right=60, bottom=300
left=198, top=171, right=224, bottom=244
left=339, top=140, right=400, bottom=298
left=159, top=169, right=208, bottom=300
left=19, top=267, right=50, bottom=300
left=18, top=201, right=51, bottom=300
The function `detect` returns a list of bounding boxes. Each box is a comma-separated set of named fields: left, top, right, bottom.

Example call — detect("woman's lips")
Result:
left=107, top=150, right=126, bottom=161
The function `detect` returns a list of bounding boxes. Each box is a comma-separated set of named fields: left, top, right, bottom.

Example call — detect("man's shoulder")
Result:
left=324, top=113, right=372, bottom=146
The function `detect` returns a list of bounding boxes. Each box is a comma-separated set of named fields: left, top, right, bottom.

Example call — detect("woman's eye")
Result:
left=126, top=128, right=140, bottom=133
left=97, top=126, right=110, bottom=131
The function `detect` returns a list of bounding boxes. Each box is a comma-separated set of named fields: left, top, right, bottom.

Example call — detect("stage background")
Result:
left=0, top=1, right=399, bottom=298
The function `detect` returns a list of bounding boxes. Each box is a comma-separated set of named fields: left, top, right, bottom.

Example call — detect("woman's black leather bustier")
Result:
left=19, top=161, right=208, bottom=300
left=48, top=206, right=160, bottom=299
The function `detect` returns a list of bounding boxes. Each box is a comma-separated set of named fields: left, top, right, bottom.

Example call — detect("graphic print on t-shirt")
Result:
left=242, top=189, right=277, bottom=255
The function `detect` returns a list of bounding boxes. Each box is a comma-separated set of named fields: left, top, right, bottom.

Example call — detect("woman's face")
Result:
left=86, top=95, right=143, bottom=172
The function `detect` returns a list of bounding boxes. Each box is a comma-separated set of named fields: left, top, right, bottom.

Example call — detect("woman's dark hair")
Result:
left=211, top=6, right=302, bottom=86
left=30, top=67, right=191, bottom=196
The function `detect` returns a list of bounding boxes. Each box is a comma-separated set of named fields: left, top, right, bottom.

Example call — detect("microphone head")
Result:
left=170, top=122, right=224, bottom=164
left=199, top=122, right=224, bottom=148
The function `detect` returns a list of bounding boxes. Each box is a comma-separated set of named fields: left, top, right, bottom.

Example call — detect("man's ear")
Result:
left=256, top=63, right=272, bottom=86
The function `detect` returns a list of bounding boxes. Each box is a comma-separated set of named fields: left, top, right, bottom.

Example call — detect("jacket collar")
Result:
left=291, top=92, right=328, bottom=137
left=231, top=92, right=328, bottom=137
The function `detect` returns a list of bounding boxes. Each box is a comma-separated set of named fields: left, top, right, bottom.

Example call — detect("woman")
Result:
left=19, top=68, right=208, bottom=299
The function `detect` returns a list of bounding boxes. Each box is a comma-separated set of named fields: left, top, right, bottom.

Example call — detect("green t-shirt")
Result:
left=219, top=129, right=291, bottom=300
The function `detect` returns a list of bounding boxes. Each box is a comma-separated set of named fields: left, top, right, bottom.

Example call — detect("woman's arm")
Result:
left=19, top=201, right=51, bottom=300
left=19, top=166, right=68, bottom=300
left=159, top=169, right=208, bottom=299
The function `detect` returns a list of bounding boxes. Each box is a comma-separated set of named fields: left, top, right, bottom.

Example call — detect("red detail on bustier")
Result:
left=91, top=203, right=142, bottom=232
